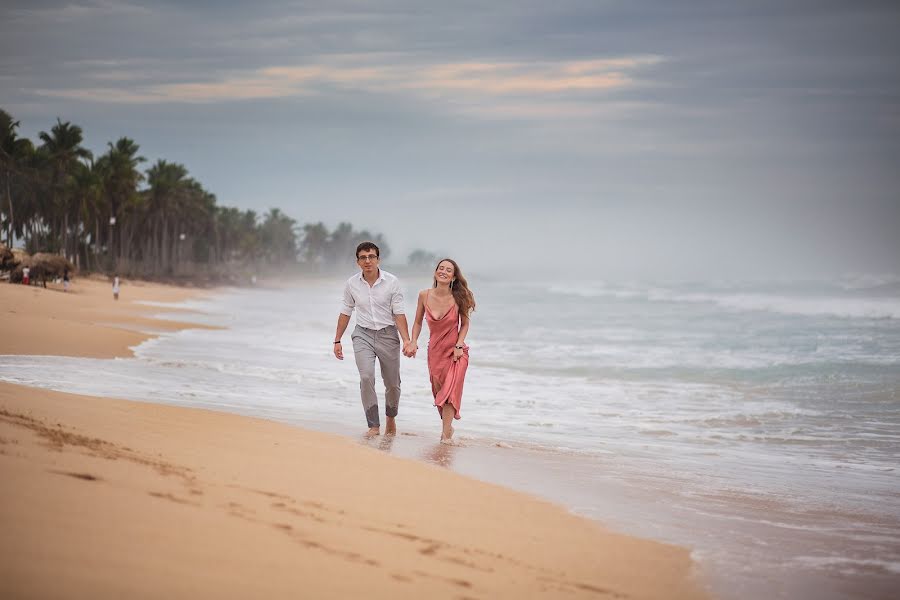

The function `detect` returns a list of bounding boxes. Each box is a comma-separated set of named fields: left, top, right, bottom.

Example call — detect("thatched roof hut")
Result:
left=30, top=253, right=75, bottom=283
left=5, top=249, right=29, bottom=283
left=4, top=250, right=74, bottom=285
left=11, top=248, right=29, bottom=267
left=0, top=244, right=13, bottom=271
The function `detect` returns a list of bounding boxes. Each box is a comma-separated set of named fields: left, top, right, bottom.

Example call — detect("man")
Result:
left=334, top=241, right=411, bottom=436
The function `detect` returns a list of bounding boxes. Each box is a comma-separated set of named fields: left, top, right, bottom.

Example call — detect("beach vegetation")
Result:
left=0, top=108, right=393, bottom=283
left=299, top=220, right=390, bottom=267
left=407, top=248, right=439, bottom=268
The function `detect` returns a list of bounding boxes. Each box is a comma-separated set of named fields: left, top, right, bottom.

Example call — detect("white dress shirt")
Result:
left=340, top=269, right=405, bottom=330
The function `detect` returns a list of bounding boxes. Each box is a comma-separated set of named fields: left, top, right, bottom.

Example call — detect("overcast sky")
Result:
left=2, top=0, right=898, bottom=281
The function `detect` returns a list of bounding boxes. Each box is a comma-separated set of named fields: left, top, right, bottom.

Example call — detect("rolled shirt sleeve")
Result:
left=391, top=279, right=406, bottom=315
left=340, top=281, right=355, bottom=316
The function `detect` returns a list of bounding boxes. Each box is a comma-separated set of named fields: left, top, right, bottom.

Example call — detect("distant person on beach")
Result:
left=112, top=275, right=120, bottom=300
left=63, top=268, right=70, bottom=292
left=333, top=241, right=411, bottom=437
left=407, top=259, right=475, bottom=444
left=22, top=266, right=30, bottom=285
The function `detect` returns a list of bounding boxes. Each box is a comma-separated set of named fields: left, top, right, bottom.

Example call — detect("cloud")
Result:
left=7, top=0, right=149, bottom=22
left=31, top=54, right=665, bottom=123
left=407, top=58, right=660, bottom=95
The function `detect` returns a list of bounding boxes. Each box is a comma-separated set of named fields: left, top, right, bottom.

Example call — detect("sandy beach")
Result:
left=0, top=275, right=215, bottom=358
left=0, top=277, right=709, bottom=599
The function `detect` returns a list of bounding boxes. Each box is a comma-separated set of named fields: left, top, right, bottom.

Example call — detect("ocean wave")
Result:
left=691, top=293, right=900, bottom=320
left=692, top=412, right=798, bottom=428
left=477, top=343, right=900, bottom=372
left=837, top=273, right=900, bottom=292
left=792, top=555, right=900, bottom=575
left=547, top=283, right=900, bottom=319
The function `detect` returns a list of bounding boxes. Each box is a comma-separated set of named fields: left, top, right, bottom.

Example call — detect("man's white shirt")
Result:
left=340, top=269, right=405, bottom=330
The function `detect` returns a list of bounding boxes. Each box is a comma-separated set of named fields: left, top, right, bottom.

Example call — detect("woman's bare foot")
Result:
left=440, top=424, right=454, bottom=443
left=365, top=426, right=380, bottom=438
left=385, top=417, right=397, bottom=436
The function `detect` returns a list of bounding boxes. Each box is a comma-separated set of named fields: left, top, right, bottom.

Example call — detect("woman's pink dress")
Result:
left=426, top=299, right=469, bottom=419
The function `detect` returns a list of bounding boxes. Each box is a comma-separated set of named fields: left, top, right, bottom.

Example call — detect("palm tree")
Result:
left=407, top=249, right=438, bottom=267
left=38, top=118, right=92, bottom=260
left=214, top=206, right=243, bottom=264
left=321, top=222, right=391, bottom=265
left=327, top=222, right=355, bottom=264
left=238, top=209, right=260, bottom=266
left=145, top=160, right=191, bottom=274
left=259, top=208, right=298, bottom=264
left=301, top=221, right=329, bottom=264
left=170, top=179, right=213, bottom=273
left=98, top=137, right=144, bottom=270
left=70, top=160, right=103, bottom=269
left=14, top=144, right=42, bottom=251
left=0, top=111, right=37, bottom=247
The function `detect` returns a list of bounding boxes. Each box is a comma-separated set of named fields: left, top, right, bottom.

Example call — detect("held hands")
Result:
left=403, top=341, right=418, bottom=358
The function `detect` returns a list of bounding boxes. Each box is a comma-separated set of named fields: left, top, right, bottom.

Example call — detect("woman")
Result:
left=407, top=258, right=476, bottom=443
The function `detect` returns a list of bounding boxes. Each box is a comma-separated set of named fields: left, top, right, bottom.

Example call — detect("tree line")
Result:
left=0, top=108, right=392, bottom=281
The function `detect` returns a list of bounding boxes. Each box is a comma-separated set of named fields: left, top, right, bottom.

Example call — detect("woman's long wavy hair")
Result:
left=432, top=258, right=476, bottom=316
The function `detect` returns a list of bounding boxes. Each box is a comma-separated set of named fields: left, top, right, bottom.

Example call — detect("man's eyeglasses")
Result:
left=357, top=254, right=378, bottom=262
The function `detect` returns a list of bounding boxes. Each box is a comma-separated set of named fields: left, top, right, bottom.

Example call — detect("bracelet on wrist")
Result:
left=455, top=345, right=463, bottom=349
left=334, top=341, right=341, bottom=344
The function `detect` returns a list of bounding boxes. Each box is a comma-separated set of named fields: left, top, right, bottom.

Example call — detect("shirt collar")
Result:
left=357, top=269, right=384, bottom=285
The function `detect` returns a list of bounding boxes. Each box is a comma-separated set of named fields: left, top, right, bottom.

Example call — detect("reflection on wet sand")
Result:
left=422, top=442, right=455, bottom=468
left=361, top=430, right=459, bottom=469
left=359, top=433, right=396, bottom=454
left=377, top=434, right=395, bottom=453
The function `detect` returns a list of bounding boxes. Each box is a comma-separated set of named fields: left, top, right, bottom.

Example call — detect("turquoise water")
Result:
left=2, top=275, right=899, bottom=599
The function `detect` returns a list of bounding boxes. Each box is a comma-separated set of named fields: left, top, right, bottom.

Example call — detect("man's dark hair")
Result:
left=356, top=241, right=380, bottom=259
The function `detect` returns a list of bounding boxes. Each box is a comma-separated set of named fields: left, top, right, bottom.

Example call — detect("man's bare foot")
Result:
left=365, top=426, right=380, bottom=438
left=385, top=417, right=397, bottom=436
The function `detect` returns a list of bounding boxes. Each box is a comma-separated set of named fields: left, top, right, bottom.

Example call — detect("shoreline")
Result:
left=0, top=277, right=711, bottom=599
left=0, top=275, right=219, bottom=358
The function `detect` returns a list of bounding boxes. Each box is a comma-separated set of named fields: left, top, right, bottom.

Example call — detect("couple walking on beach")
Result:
left=333, top=241, right=475, bottom=443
